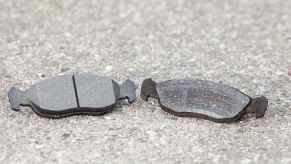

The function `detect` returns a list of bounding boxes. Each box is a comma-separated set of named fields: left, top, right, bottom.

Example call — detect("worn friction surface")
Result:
left=156, top=79, right=250, bottom=120
left=1, top=0, right=291, bottom=163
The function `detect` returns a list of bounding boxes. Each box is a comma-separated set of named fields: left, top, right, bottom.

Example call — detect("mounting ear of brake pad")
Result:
left=140, top=78, right=268, bottom=123
left=8, top=73, right=137, bottom=118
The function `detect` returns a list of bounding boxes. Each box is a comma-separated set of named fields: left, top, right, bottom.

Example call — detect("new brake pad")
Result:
left=8, top=73, right=136, bottom=118
left=141, top=78, right=268, bottom=123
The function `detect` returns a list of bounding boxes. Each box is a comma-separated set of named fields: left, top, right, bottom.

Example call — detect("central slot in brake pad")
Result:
left=8, top=73, right=136, bottom=118
left=141, top=78, right=268, bottom=123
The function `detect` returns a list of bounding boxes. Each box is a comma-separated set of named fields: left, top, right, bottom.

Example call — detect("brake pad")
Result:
left=8, top=73, right=136, bottom=118
left=141, top=78, right=268, bottom=123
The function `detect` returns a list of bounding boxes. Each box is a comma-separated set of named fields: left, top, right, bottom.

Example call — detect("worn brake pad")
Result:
left=141, top=78, right=268, bottom=123
left=8, top=73, right=136, bottom=118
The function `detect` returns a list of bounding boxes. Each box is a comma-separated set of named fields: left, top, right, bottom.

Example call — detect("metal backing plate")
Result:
left=8, top=73, right=137, bottom=118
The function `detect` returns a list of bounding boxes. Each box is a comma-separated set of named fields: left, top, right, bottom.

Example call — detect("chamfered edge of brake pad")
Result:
left=140, top=78, right=268, bottom=123
left=8, top=73, right=137, bottom=118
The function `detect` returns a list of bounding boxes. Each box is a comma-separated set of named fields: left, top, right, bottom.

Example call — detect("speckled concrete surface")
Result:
left=0, top=0, right=291, bottom=163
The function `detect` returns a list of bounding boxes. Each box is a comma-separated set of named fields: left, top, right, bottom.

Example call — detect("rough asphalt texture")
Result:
left=0, top=0, right=291, bottom=163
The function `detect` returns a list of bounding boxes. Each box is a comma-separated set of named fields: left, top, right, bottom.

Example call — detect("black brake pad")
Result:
left=8, top=73, right=136, bottom=118
left=141, top=78, right=268, bottom=123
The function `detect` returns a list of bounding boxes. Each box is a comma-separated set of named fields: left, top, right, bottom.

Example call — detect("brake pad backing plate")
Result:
left=141, top=78, right=268, bottom=123
left=8, top=73, right=136, bottom=118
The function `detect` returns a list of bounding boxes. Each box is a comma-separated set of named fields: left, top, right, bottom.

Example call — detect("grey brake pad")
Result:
left=8, top=73, right=136, bottom=118
left=141, top=78, right=268, bottom=123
